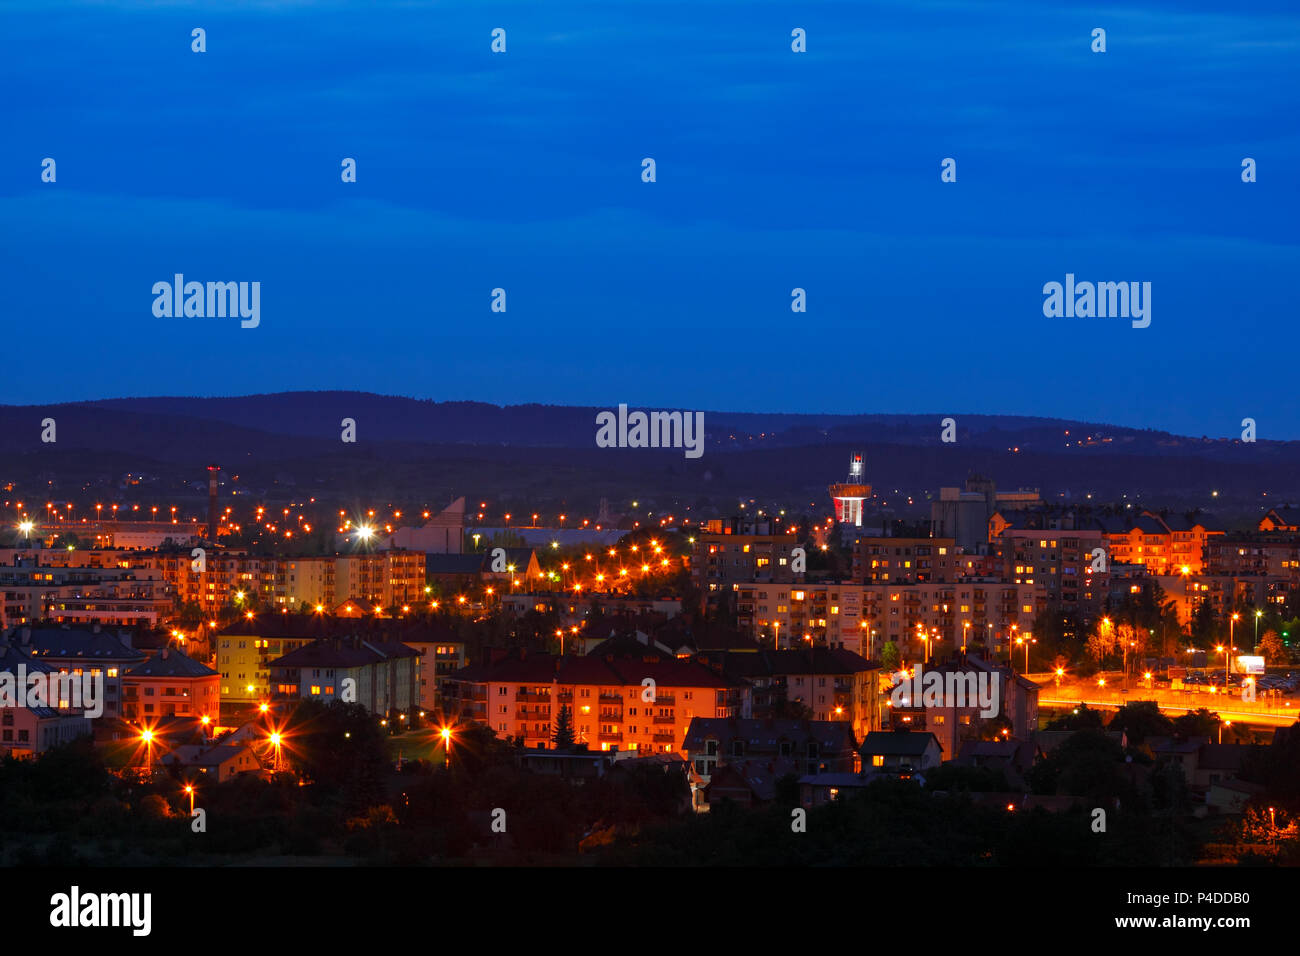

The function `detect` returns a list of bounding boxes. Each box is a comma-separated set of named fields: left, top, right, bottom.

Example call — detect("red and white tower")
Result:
left=828, top=452, right=871, bottom=526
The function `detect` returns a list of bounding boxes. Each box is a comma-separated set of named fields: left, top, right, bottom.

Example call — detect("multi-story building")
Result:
left=3, top=623, right=146, bottom=720
left=736, top=580, right=1040, bottom=661
left=0, top=643, right=92, bottom=756
left=121, top=647, right=220, bottom=723
left=692, top=517, right=803, bottom=613
left=994, top=528, right=1108, bottom=621
left=442, top=648, right=750, bottom=754
left=400, top=635, right=466, bottom=712
left=269, top=636, right=422, bottom=716
left=0, top=558, right=169, bottom=629
left=154, top=549, right=426, bottom=615
left=215, top=617, right=330, bottom=705
left=681, top=717, right=858, bottom=783
left=884, top=656, right=1038, bottom=760
left=930, top=477, right=1041, bottom=552
left=333, top=551, right=426, bottom=609
left=851, top=537, right=959, bottom=584
left=737, top=581, right=867, bottom=652
left=714, top=647, right=881, bottom=740
left=1260, top=507, right=1300, bottom=533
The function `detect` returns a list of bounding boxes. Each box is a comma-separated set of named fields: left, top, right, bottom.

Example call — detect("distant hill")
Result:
left=0, top=392, right=1296, bottom=522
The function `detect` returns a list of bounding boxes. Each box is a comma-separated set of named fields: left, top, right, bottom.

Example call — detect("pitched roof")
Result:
left=6, top=625, right=145, bottom=663
left=0, top=643, right=55, bottom=674
left=860, top=730, right=941, bottom=756
left=716, top=647, right=878, bottom=679
left=125, top=648, right=218, bottom=679
left=269, top=637, right=419, bottom=669
left=682, top=717, right=856, bottom=752
left=706, top=758, right=800, bottom=802
left=447, top=649, right=747, bottom=689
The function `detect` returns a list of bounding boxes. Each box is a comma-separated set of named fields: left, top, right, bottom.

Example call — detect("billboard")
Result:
left=1235, top=655, right=1266, bottom=675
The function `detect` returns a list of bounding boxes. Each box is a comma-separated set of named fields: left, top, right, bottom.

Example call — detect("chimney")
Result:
left=207, top=464, right=220, bottom=542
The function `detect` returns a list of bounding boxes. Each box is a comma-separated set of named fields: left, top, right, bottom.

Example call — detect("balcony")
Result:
left=653, top=715, right=675, bottom=725
left=516, top=708, right=551, bottom=721
left=653, top=732, right=675, bottom=743
left=598, top=692, right=622, bottom=702
left=655, top=695, right=676, bottom=706
left=515, top=691, right=550, bottom=703
left=598, top=732, right=623, bottom=743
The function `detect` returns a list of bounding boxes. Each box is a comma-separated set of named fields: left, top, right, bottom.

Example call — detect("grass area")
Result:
left=98, top=737, right=148, bottom=771
left=385, top=728, right=446, bottom=764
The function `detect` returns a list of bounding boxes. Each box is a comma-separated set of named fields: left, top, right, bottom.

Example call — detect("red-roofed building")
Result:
left=442, top=648, right=750, bottom=753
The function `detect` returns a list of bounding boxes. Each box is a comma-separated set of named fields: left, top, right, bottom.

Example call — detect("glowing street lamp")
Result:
left=440, top=726, right=453, bottom=768
left=268, top=731, right=283, bottom=772
left=184, top=783, right=195, bottom=815
left=140, top=728, right=155, bottom=774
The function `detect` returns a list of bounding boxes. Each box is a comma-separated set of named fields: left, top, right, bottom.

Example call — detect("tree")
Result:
left=1257, top=630, right=1286, bottom=666
left=880, top=642, right=901, bottom=671
left=552, top=704, right=576, bottom=749
left=1045, top=704, right=1105, bottom=732
left=1086, top=619, right=1118, bottom=664
left=1110, top=700, right=1173, bottom=746
left=1172, top=708, right=1220, bottom=738
left=771, top=697, right=814, bottom=720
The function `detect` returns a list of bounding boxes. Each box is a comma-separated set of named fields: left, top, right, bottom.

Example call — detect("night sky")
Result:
left=2, top=0, right=1297, bottom=436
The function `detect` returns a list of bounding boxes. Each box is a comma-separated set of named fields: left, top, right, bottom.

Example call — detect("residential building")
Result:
left=860, top=730, right=943, bottom=772
left=268, top=636, right=422, bottom=716
left=121, top=647, right=220, bottom=723
left=4, top=623, right=145, bottom=719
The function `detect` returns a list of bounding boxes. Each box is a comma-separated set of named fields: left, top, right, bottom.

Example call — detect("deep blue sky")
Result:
left=2, top=0, right=1297, bottom=436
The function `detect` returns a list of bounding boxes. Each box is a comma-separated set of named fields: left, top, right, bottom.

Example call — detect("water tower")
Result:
left=828, top=452, right=871, bottom=526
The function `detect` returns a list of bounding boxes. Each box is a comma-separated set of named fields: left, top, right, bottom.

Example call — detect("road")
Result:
left=1026, top=673, right=1299, bottom=728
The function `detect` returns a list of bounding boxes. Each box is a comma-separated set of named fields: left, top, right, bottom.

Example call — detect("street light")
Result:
left=1015, top=634, right=1035, bottom=674
left=184, top=783, right=195, bottom=815
left=140, top=729, right=154, bottom=775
